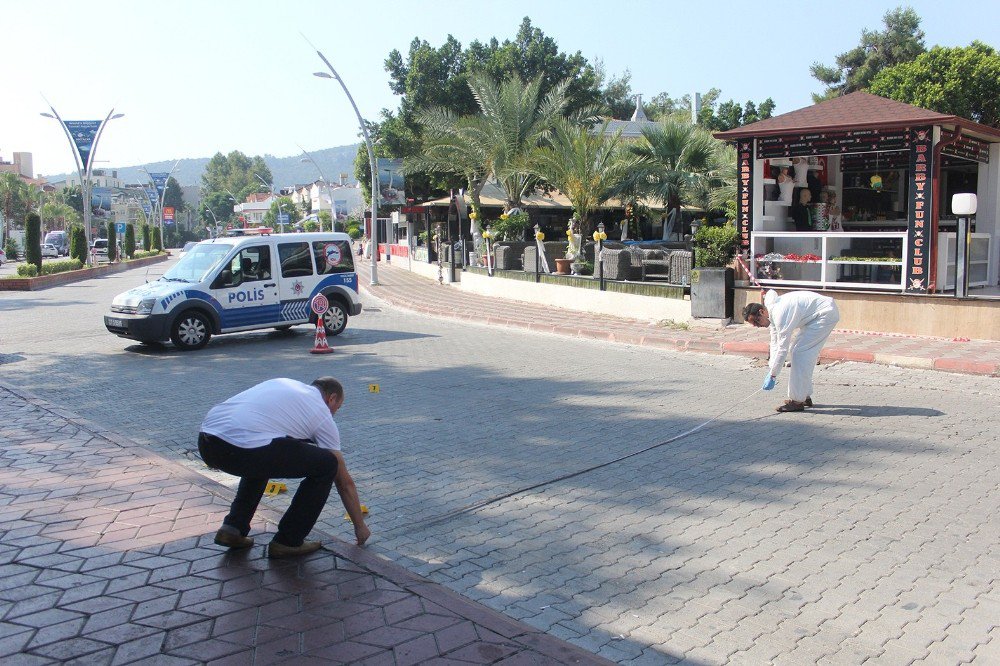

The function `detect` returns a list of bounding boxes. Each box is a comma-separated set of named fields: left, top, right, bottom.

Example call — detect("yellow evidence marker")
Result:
left=264, top=481, right=287, bottom=496
left=369, top=384, right=380, bottom=393
left=345, top=504, right=370, bottom=522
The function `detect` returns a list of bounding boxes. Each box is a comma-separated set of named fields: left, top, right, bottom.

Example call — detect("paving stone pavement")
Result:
left=1, top=258, right=998, bottom=664
left=0, top=384, right=610, bottom=665
left=357, top=261, right=1000, bottom=377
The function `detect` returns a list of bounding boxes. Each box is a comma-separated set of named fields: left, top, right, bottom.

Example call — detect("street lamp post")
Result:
left=254, top=173, right=282, bottom=232
left=204, top=208, right=220, bottom=237
left=40, top=104, right=124, bottom=265
left=140, top=161, right=179, bottom=248
left=313, top=50, right=378, bottom=285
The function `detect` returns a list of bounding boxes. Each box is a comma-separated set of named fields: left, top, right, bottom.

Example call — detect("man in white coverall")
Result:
left=743, top=290, right=840, bottom=412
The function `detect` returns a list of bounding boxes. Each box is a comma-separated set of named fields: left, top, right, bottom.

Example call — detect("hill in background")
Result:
left=47, top=144, right=362, bottom=190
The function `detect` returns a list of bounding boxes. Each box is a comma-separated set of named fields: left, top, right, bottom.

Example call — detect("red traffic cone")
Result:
left=310, top=320, right=334, bottom=354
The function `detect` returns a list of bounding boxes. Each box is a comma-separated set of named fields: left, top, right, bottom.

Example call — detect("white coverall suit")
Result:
left=765, top=290, right=840, bottom=402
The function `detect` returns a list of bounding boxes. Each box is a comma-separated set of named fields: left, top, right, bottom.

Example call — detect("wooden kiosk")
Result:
left=715, top=92, right=1000, bottom=298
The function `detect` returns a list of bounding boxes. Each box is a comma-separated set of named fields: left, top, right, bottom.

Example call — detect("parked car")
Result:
left=92, top=238, right=109, bottom=257
left=179, top=241, right=198, bottom=255
left=41, top=244, right=59, bottom=258
left=0, top=248, right=6, bottom=265
left=44, top=231, right=70, bottom=256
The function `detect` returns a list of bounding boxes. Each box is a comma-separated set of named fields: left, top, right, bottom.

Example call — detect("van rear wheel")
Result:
left=322, top=302, right=348, bottom=336
left=171, top=311, right=211, bottom=350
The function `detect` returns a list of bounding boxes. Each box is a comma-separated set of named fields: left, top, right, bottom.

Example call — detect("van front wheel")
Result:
left=322, top=302, right=348, bottom=336
left=171, top=311, right=212, bottom=350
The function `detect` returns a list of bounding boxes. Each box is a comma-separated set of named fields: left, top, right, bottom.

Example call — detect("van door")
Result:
left=211, top=244, right=281, bottom=330
left=274, top=240, right=317, bottom=322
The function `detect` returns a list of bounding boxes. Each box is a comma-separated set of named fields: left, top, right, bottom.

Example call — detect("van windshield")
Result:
left=162, top=243, right=234, bottom=282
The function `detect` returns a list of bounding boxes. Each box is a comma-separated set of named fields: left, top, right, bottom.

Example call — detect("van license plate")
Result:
left=106, top=318, right=124, bottom=328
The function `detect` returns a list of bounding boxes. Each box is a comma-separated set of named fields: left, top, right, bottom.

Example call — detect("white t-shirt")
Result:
left=201, top=378, right=341, bottom=451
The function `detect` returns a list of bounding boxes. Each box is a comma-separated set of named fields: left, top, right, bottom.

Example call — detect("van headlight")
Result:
left=136, top=298, right=156, bottom=315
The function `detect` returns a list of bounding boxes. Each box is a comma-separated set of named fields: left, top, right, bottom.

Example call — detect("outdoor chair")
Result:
left=669, top=251, right=693, bottom=284
left=522, top=242, right=567, bottom=273
left=493, top=242, right=530, bottom=270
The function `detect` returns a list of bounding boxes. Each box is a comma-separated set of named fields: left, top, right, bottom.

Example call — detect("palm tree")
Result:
left=0, top=172, right=31, bottom=242
left=407, top=107, right=490, bottom=240
left=530, top=118, right=635, bottom=257
left=623, top=119, right=722, bottom=224
left=466, top=72, right=570, bottom=211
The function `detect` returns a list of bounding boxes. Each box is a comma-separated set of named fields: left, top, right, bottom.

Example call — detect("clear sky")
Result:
left=2, top=0, right=999, bottom=184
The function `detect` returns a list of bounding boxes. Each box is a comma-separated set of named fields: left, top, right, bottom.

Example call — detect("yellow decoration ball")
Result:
left=535, top=231, right=545, bottom=241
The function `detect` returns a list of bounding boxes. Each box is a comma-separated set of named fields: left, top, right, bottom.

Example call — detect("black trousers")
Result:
left=198, top=433, right=338, bottom=547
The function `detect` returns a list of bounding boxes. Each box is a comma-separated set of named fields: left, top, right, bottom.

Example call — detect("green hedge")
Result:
left=131, top=250, right=163, bottom=260
left=16, top=258, right=83, bottom=277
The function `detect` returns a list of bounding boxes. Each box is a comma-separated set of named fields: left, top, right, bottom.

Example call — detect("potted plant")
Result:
left=690, top=222, right=738, bottom=319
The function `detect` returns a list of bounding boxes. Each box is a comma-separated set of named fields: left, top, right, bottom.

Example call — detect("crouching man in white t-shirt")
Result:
left=198, top=377, right=370, bottom=558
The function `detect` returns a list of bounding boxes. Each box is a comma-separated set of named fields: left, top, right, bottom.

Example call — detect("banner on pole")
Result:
left=63, top=120, right=102, bottom=171
left=149, top=173, right=169, bottom=197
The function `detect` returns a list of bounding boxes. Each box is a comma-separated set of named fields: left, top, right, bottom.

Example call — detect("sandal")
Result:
left=804, top=397, right=813, bottom=408
left=776, top=400, right=806, bottom=412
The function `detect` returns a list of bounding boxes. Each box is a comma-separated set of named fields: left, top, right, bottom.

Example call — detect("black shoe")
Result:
left=776, top=400, right=806, bottom=413
left=214, top=526, right=254, bottom=549
left=804, top=397, right=813, bottom=407
left=267, top=540, right=322, bottom=559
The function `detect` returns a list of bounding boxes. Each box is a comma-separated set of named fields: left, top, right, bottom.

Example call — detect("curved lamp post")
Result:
left=204, top=208, right=220, bottom=237
left=139, top=161, right=179, bottom=247
left=312, top=51, right=378, bottom=285
left=40, top=105, right=124, bottom=265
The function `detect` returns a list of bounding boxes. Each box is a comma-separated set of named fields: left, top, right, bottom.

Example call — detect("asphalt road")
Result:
left=1, top=258, right=997, bottom=664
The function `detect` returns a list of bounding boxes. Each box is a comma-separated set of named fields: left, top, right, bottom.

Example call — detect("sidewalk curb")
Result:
left=363, top=285, right=1000, bottom=378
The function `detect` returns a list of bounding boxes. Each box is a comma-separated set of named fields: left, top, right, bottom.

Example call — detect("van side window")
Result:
left=217, top=245, right=271, bottom=287
left=278, top=242, right=314, bottom=278
left=312, top=241, right=355, bottom=275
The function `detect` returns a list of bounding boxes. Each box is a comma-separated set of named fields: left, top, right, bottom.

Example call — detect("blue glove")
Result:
left=762, top=374, right=776, bottom=391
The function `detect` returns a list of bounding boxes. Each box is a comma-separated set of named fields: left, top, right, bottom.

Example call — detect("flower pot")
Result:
left=690, top=267, right=734, bottom=318
left=554, top=258, right=572, bottom=275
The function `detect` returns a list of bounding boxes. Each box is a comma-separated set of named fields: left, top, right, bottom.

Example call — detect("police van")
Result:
left=104, top=232, right=362, bottom=350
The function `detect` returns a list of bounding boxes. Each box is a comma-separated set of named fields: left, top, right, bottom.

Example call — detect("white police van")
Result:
left=104, top=232, right=362, bottom=350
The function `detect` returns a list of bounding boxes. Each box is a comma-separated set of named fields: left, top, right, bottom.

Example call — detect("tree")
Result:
left=124, top=223, right=135, bottom=259
left=201, top=151, right=271, bottom=213
left=811, top=6, right=925, bottom=101
left=378, top=18, right=605, bottom=202
left=39, top=201, right=79, bottom=231
left=869, top=41, right=1000, bottom=128
left=318, top=210, right=333, bottom=232
left=594, top=61, right=634, bottom=120
left=263, top=196, right=300, bottom=230
left=466, top=72, right=570, bottom=211
left=624, top=120, right=723, bottom=222
left=163, top=177, right=185, bottom=212
left=698, top=96, right=776, bottom=131
left=106, top=221, right=118, bottom=263
left=529, top=119, right=634, bottom=249
left=61, top=185, right=85, bottom=217
left=25, top=212, right=41, bottom=272
left=152, top=226, right=162, bottom=252
left=142, top=223, right=151, bottom=252
left=0, top=173, right=31, bottom=240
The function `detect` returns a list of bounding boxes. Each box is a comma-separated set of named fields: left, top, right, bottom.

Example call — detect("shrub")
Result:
left=693, top=223, right=738, bottom=268
left=25, top=213, right=42, bottom=271
left=490, top=211, right=531, bottom=242
left=70, top=225, right=88, bottom=264
left=152, top=227, right=162, bottom=252
left=124, top=224, right=136, bottom=259
left=16, top=263, right=38, bottom=277
left=346, top=225, right=362, bottom=240
left=41, top=259, right=83, bottom=275
left=132, top=250, right=162, bottom=260
left=4, top=237, right=18, bottom=260
left=106, top=221, right=118, bottom=262
left=141, top=223, right=151, bottom=251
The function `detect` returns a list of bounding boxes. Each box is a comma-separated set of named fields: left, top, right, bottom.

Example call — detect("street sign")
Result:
left=115, top=223, right=126, bottom=234
left=277, top=213, right=290, bottom=225
left=310, top=293, right=329, bottom=316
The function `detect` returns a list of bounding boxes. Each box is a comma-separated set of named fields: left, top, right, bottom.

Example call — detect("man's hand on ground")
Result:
left=354, top=523, right=371, bottom=546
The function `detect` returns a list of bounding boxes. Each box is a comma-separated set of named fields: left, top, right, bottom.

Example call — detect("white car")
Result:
left=41, top=244, right=58, bottom=258
left=0, top=248, right=6, bottom=265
